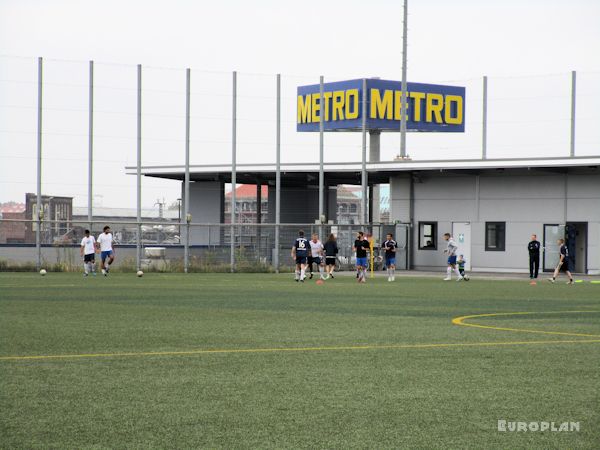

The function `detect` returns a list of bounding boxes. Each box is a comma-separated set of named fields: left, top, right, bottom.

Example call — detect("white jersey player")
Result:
left=443, top=233, right=463, bottom=281
left=308, top=233, right=325, bottom=280
left=97, top=225, right=116, bottom=276
left=80, top=229, right=96, bottom=276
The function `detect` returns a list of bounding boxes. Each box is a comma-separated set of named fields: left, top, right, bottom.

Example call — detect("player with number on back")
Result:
left=353, top=231, right=370, bottom=283
left=291, top=229, right=310, bottom=282
left=382, top=233, right=397, bottom=282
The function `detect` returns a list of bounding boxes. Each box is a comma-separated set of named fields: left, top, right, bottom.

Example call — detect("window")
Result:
left=485, top=222, right=506, bottom=251
left=419, top=222, right=437, bottom=250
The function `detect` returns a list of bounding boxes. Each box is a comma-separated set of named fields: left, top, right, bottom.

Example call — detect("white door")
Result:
left=452, top=222, right=471, bottom=271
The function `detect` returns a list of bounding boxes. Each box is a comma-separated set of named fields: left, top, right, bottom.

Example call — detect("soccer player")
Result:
left=548, top=238, right=574, bottom=285
left=308, top=233, right=325, bottom=280
left=323, top=233, right=338, bottom=279
left=291, top=229, right=309, bottom=282
left=457, top=254, right=470, bottom=281
left=443, top=233, right=463, bottom=281
left=80, top=229, right=96, bottom=277
left=382, top=233, right=397, bottom=282
left=353, top=231, right=370, bottom=283
left=527, top=234, right=541, bottom=279
left=97, top=225, right=116, bottom=276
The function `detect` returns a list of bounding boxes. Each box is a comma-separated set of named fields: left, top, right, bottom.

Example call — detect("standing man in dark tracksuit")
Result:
left=528, top=234, right=541, bottom=279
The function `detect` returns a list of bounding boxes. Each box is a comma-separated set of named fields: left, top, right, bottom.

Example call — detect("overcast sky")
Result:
left=1, top=0, right=599, bottom=208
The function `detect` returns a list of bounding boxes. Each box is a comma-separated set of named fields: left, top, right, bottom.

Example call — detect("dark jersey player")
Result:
left=527, top=234, right=541, bottom=279
left=382, top=233, right=397, bottom=282
left=548, top=238, right=574, bottom=285
left=353, top=231, right=370, bottom=283
left=291, top=229, right=310, bottom=282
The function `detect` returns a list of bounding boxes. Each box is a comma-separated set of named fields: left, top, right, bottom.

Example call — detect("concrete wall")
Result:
left=267, top=185, right=337, bottom=224
left=185, top=181, right=224, bottom=245
left=389, top=171, right=600, bottom=274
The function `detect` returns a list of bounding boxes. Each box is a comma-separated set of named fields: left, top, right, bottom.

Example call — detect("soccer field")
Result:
left=1, top=273, right=599, bottom=449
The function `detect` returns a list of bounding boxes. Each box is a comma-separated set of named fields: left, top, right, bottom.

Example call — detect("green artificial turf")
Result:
left=0, top=272, right=599, bottom=449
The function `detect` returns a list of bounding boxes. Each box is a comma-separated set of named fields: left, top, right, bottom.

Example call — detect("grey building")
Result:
left=133, top=156, right=600, bottom=275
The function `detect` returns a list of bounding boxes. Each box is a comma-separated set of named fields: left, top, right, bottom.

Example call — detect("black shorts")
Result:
left=308, top=256, right=322, bottom=265
left=295, top=256, right=308, bottom=265
left=83, top=253, right=95, bottom=263
left=561, top=260, right=574, bottom=272
left=325, top=256, right=336, bottom=265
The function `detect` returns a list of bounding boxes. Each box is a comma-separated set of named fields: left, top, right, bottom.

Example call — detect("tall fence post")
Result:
left=184, top=68, right=191, bottom=273
left=361, top=78, right=368, bottom=224
left=319, top=75, right=325, bottom=224
left=275, top=73, right=281, bottom=273
left=136, top=64, right=142, bottom=272
left=230, top=71, right=237, bottom=272
left=36, top=57, right=43, bottom=270
left=482, top=75, right=488, bottom=160
left=88, top=60, right=94, bottom=230
left=399, top=0, right=408, bottom=158
left=570, top=70, right=576, bottom=157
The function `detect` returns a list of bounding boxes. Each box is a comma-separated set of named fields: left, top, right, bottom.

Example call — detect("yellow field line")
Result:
left=1, top=338, right=600, bottom=362
left=452, top=310, right=600, bottom=338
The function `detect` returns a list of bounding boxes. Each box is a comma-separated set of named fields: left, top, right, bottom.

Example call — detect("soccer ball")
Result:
left=39, top=269, right=47, bottom=276
left=136, top=270, right=144, bottom=277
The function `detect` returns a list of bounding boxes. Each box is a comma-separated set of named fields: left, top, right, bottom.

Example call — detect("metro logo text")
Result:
left=296, top=78, right=465, bottom=133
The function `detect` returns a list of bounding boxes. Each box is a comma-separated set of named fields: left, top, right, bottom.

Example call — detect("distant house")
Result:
left=0, top=202, right=26, bottom=243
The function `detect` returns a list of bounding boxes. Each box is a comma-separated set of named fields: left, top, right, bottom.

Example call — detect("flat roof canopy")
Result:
left=127, top=156, right=600, bottom=187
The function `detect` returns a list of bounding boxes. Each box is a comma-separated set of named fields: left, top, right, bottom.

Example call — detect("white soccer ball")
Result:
left=39, top=269, right=47, bottom=276
left=136, top=270, right=144, bottom=277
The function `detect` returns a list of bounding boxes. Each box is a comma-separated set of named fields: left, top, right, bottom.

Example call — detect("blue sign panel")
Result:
left=297, top=78, right=465, bottom=132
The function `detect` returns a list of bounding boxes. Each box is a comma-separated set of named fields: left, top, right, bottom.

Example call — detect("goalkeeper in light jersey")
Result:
left=443, top=233, right=463, bottom=281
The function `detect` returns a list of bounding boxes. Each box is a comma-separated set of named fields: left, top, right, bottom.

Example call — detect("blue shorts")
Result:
left=295, top=255, right=308, bottom=265
left=356, top=257, right=367, bottom=267
left=385, top=257, right=396, bottom=267
left=447, top=255, right=457, bottom=265
left=101, top=250, right=113, bottom=261
left=308, top=256, right=321, bottom=265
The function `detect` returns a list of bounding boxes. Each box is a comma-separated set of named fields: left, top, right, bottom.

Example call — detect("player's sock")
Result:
left=391, top=268, right=395, bottom=280
left=319, top=266, right=324, bottom=278
left=300, top=268, right=305, bottom=280
left=83, top=263, right=88, bottom=274
left=446, top=267, right=452, bottom=276
left=295, top=270, right=300, bottom=280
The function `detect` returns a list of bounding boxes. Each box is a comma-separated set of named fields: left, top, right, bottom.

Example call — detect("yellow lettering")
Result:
left=426, top=93, right=444, bottom=123
left=444, top=94, right=463, bottom=125
left=409, top=91, right=426, bottom=122
left=332, top=90, right=345, bottom=121
left=311, top=93, right=321, bottom=123
left=370, top=89, right=393, bottom=120
left=297, top=94, right=311, bottom=124
left=345, top=89, right=359, bottom=119
left=323, top=91, right=332, bottom=121
left=393, top=90, right=410, bottom=121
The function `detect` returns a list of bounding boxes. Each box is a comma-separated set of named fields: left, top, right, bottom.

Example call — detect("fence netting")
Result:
left=0, top=219, right=410, bottom=273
